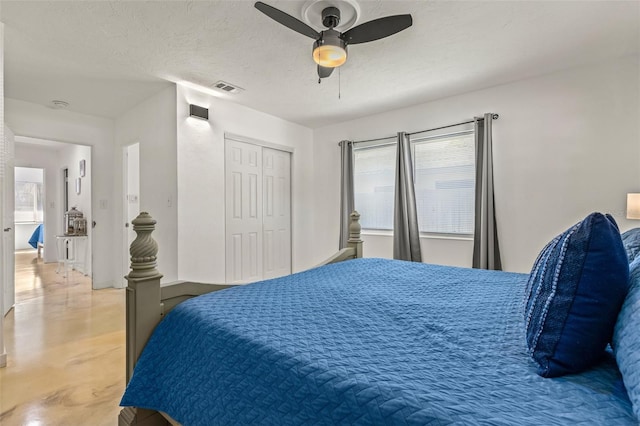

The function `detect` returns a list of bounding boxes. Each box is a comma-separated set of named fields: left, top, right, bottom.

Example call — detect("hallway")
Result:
left=0, top=250, right=125, bottom=425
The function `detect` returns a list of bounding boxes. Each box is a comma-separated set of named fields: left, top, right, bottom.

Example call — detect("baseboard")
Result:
left=92, top=280, right=118, bottom=289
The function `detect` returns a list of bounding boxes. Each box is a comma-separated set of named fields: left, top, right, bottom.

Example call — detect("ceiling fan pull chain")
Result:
left=339, top=67, right=341, bottom=100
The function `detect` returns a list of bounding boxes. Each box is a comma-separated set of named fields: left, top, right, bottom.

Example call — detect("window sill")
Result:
left=361, top=230, right=473, bottom=242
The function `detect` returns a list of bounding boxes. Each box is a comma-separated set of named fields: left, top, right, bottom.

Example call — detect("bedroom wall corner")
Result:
left=114, top=85, right=178, bottom=286
left=175, top=84, right=314, bottom=284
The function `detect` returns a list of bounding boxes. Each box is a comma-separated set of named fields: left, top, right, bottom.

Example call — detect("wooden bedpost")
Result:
left=125, top=211, right=163, bottom=382
left=119, top=212, right=169, bottom=426
left=347, top=211, right=363, bottom=258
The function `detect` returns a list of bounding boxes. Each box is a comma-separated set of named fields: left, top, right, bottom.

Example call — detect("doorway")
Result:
left=9, top=136, right=93, bottom=292
left=122, top=143, right=140, bottom=287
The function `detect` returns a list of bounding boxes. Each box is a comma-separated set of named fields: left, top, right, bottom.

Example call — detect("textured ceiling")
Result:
left=2, top=1, right=639, bottom=128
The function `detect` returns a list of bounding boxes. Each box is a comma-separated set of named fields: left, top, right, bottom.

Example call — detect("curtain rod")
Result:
left=340, top=113, right=499, bottom=146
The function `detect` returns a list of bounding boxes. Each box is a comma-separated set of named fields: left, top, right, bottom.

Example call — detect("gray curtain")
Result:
left=393, top=132, right=422, bottom=262
left=339, top=140, right=354, bottom=249
left=473, top=114, right=502, bottom=270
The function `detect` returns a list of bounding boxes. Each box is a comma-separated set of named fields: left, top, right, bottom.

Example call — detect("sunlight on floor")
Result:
left=0, top=250, right=126, bottom=426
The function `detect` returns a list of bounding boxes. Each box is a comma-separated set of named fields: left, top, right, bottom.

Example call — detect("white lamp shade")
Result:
left=627, top=193, right=640, bottom=219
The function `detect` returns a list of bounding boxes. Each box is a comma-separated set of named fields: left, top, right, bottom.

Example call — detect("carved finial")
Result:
left=348, top=210, right=361, bottom=242
left=128, top=212, right=160, bottom=278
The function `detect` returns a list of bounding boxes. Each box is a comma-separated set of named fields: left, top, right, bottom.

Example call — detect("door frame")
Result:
left=2, top=126, right=15, bottom=317
left=122, top=142, right=140, bottom=287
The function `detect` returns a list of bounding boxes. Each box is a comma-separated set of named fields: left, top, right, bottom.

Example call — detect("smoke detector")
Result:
left=211, top=81, right=244, bottom=95
left=49, top=100, right=70, bottom=110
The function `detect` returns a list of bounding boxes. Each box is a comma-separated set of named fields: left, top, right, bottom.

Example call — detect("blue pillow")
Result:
left=613, top=256, right=640, bottom=420
left=621, top=228, right=640, bottom=263
left=524, top=212, right=630, bottom=377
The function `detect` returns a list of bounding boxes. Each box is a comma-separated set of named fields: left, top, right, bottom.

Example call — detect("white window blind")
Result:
left=353, top=143, right=396, bottom=231
left=15, top=167, right=44, bottom=223
left=412, top=132, right=475, bottom=235
left=352, top=130, right=475, bottom=235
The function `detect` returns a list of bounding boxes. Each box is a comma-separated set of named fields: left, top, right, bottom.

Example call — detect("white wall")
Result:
left=176, top=85, right=314, bottom=283
left=114, top=86, right=178, bottom=284
left=5, top=98, right=116, bottom=288
left=313, top=56, right=640, bottom=273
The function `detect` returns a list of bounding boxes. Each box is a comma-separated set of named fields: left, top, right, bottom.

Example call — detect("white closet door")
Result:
left=262, top=148, right=291, bottom=279
left=225, top=139, right=263, bottom=284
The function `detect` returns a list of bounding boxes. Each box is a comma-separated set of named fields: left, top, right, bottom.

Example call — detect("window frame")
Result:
left=410, top=130, right=476, bottom=239
left=14, top=180, right=44, bottom=224
left=352, top=138, right=397, bottom=232
left=352, top=129, right=476, bottom=238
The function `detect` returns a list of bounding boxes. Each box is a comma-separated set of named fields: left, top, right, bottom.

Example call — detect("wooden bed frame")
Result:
left=118, top=211, right=363, bottom=426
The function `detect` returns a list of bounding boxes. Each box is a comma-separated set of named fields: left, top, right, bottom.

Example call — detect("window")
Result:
left=353, top=143, right=396, bottom=230
left=413, top=132, right=475, bottom=235
left=353, top=131, right=475, bottom=235
left=15, top=167, right=44, bottom=223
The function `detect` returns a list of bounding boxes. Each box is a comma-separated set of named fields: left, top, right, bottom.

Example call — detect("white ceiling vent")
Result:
left=211, top=80, right=244, bottom=95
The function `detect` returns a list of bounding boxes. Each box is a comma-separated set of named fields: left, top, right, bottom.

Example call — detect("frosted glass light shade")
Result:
left=627, top=193, right=640, bottom=219
left=313, top=44, right=347, bottom=68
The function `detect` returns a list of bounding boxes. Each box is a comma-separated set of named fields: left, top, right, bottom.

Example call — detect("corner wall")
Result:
left=115, top=86, right=178, bottom=285
left=312, top=56, right=640, bottom=273
left=176, top=85, right=314, bottom=283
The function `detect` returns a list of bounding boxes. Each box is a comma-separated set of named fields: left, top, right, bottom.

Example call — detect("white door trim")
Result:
left=224, top=132, right=295, bottom=154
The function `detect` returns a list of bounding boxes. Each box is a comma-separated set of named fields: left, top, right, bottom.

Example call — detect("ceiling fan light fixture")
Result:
left=312, top=30, right=347, bottom=68
left=313, top=44, right=347, bottom=67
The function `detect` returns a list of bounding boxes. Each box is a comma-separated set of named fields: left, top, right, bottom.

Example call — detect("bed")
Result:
left=28, top=223, right=44, bottom=259
left=118, top=212, right=640, bottom=425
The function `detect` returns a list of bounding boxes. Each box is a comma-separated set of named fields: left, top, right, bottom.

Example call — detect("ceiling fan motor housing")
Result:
left=321, top=6, right=341, bottom=28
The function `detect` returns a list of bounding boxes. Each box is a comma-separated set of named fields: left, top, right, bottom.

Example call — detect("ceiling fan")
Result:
left=254, top=1, right=412, bottom=80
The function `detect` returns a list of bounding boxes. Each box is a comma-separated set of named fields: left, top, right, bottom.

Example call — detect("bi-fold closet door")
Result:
left=225, top=136, right=291, bottom=284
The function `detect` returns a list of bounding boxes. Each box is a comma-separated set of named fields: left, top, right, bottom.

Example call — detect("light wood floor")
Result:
left=0, top=250, right=126, bottom=425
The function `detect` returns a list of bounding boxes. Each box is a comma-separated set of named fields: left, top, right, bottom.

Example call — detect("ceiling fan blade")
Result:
left=342, top=14, right=412, bottom=45
left=317, top=65, right=334, bottom=79
left=255, top=2, right=319, bottom=39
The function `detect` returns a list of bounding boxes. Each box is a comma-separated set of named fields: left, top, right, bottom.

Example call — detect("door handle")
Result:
left=3, top=227, right=11, bottom=232
left=92, top=221, right=97, bottom=228
left=125, top=223, right=129, bottom=228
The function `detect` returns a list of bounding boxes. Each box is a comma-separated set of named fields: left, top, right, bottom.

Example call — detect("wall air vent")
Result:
left=211, top=80, right=244, bottom=95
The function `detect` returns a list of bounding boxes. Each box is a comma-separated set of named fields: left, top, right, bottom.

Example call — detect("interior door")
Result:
left=225, top=139, right=263, bottom=284
left=3, top=126, right=15, bottom=316
left=123, top=143, right=140, bottom=286
left=262, top=147, right=291, bottom=279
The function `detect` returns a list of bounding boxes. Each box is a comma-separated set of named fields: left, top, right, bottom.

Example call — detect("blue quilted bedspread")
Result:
left=121, top=258, right=635, bottom=425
